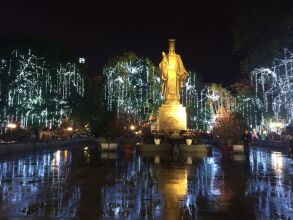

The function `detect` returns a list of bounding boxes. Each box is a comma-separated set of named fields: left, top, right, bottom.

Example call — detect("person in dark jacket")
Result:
left=289, top=136, right=293, bottom=154
left=242, top=129, right=251, bottom=157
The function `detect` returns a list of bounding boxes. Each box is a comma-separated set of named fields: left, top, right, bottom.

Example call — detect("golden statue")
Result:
left=157, top=39, right=188, bottom=131
left=159, top=39, right=188, bottom=104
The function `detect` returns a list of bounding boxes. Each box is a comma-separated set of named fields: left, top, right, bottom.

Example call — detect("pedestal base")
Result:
left=157, top=104, right=187, bottom=131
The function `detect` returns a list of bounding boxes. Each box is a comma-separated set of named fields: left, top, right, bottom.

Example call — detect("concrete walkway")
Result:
left=0, top=137, right=96, bottom=154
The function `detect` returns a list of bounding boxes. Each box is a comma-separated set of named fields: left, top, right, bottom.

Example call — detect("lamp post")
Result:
left=67, top=126, right=73, bottom=139
left=7, top=123, right=17, bottom=140
left=130, top=125, right=135, bottom=131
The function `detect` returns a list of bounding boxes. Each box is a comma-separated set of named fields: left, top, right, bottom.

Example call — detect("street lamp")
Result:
left=7, top=123, right=17, bottom=140
left=7, top=123, right=17, bottom=129
left=67, top=126, right=73, bottom=132
left=130, top=125, right=135, bottom=131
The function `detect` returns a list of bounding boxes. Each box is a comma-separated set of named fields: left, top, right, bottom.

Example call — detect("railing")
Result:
left=252, top=140, right=290, bottom=148
left=0, top=137, right=96, bottom=154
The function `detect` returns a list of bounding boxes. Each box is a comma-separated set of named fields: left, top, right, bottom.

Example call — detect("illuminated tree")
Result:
left=0, top=50, right=84, bottom=130
left=234, top=95, right=263, bottom=130
left=104, top=54, right=218, bottom=131
left=71, top=76, right=109, bottom=137
left=213, top=108, right=246, bottom=145
left=103, top=52, right=162, bottom=122
left=251, top=48, right=293, bottom=126
left=206, top=84, right=236, bottom=114
left=232, top=0, right=293, bottom=74
left=181, top=71, right=211, bottom=130
left=230, top=80, right=263, bottom=129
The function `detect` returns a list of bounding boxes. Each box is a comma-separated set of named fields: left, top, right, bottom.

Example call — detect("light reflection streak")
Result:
left=0, top=146, right=292, bottom=218
left=247, top=149, right=293, bottom=219
left=102, top=155, right=163, bottom=219
left=271, top=151, right=283, bottom=176
left=102, top=148, right=293, bottom=219
left=0, top=149, right=73, bottom=216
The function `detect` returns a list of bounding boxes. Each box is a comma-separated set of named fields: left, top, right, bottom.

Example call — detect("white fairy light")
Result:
left=103, top=57, right=162, bottom=122
left=251, top=48, right=293, bottom=125
left=0, top=50, right=84, bottom=129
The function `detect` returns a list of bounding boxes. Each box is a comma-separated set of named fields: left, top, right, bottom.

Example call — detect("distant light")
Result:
left=79, top=58, right=85, bottom=64
left=270, top=122, right=284, bottom=129
left=7, top=123, right=16, bottom=129
left=67, top=126, right=73, bottom=131
left=130, top=125, right=135, bottom=131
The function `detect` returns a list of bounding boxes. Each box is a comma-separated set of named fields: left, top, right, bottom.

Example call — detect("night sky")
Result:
left=0, top=0, right=242, bottom=85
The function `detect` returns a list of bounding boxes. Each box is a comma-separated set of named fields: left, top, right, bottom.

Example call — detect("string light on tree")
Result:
left=251, top=48, right=293, bottom=126
left=0, top=50, right=84, bottom=129
left=103, top=53, right=162, bottom=123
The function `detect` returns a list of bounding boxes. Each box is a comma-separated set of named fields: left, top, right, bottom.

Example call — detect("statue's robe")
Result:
left=159, top=53, right=188, bottom=103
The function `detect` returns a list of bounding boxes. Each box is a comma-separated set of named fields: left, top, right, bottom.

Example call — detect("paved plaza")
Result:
left=0, top=145, right=292, bottom=219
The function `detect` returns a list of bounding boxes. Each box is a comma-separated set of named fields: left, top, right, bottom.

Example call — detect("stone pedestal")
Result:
left=157, top=103, right=187, bottom=131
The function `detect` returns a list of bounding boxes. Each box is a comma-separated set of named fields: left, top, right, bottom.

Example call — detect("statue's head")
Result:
left=168, top=39, right=176, bottom=54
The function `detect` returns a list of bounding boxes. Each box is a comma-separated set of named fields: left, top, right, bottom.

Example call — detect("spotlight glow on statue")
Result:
left=157, top=39, right=188, bottom=131
left=159, top=39, right=188, bottom=104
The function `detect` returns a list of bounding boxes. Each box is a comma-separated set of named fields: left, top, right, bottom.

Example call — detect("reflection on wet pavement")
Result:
left=0, top=146, right=293, bottom=219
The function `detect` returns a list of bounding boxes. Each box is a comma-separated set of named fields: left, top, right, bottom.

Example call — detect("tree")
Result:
left=232, top=0, right=293, bottom=74
left=229, top=80, right=262, bottom=129
left=71, top=76, right=105, bottom=136
left=103, top=52, right=161, bottom=122
left=213, top=108, right=247, bottom=145
left=229, top=80, right=253, bottom=96
left=0, top=32, right=73, bottom=64
left=0, top=34, right=85, bottom=130
left=181, top=71, right=212, bottom=130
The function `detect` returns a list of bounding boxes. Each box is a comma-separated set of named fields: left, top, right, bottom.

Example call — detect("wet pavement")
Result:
left=0, top=144, right=293, bottom=219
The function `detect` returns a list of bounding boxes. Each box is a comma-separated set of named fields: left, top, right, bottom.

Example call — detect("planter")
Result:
left=101, top=142, right=118, bottom=151
left=154, top=156, right=160, bottom=164
left=186, top=156, right=193, bottom=164
left=185, top=138, right=193, bottom=145
left=221, top=145, right=233, bottom=151
left=154, top=138, right=161, bottom=145
left=232, top=144, right=244, bottom=153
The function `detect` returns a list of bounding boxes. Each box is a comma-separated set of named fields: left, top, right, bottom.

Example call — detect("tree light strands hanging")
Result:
left=104, top=56, right=214, bottom=131
left=251, top=48, right=293, bottom=125
left=0, top=50, right=84, bottom=129
left=104, top=55, right=270, bottom=131
left=181, top=72, right=212, bottom=130
left=103, top=56, right=162, bottom=122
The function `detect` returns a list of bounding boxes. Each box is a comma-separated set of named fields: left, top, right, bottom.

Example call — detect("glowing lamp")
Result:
left=67, top=126, right=73, bottom=131
left=270, top=122, right=284, bottom=129
left=130, top=125, right=135, bottom=131
left=7, top=123, right=16, bottom=129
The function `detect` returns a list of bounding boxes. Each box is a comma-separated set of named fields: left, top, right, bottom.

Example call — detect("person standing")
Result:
left=289, top=136, right=293, bottom=154
left=242, top=129, right=251, bottom=157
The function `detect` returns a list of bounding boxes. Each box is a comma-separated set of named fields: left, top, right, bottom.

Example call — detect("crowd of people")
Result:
left=246, top=128, right=293, bottom=142
left=242, top=128, right=293, bottom=155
